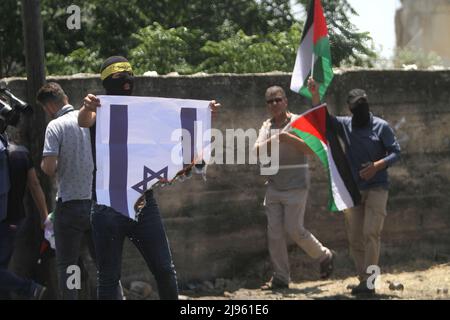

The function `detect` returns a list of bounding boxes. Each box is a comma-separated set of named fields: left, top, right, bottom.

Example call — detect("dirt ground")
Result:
left=178, top=252, right=450, bottom=300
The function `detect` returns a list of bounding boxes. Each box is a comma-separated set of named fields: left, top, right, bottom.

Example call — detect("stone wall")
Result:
left=2, top=70, right=450, bottom=285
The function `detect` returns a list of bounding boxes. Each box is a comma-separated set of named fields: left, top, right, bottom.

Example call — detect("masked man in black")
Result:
left=78, top=56, right=220, bottom=300
left=308, top=78, right=401, bottom=295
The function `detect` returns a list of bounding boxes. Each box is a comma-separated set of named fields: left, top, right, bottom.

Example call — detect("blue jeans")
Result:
left=91, top=191, right=178, bottom=300
left=54, top=199, right=94, bottom=300
left=0, top=221, right=38, bottom=299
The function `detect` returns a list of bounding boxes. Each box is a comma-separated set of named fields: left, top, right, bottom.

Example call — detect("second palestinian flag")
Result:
left=290, top=0, right=334, bottom=100
left=289, top=104, right=360, bottom=211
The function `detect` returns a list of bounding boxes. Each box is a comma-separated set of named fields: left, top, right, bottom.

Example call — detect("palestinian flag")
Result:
left=290, top=0, right=334, bottom=100
left=289, top=104, right=360, bottom=211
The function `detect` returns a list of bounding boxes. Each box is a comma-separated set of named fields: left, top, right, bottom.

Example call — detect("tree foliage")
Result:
left=199, top=24, right=302, bottom=73
left=0, top=0, right=24, bottom=78
left=129, top=23, right=196, bottom=75
left=0, top=0, right=377, bottom=77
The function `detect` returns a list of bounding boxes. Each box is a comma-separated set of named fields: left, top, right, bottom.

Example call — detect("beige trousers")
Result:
left=264, top=186, right=329, bottom=284
left=344, top=188, right=389, bottom=281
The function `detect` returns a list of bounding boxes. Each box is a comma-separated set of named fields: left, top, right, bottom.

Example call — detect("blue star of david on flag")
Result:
left=132, top=166, right=169, bottom=194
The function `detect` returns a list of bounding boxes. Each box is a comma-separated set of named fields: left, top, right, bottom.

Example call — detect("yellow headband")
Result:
left=100, top=62, right=133, bottom=81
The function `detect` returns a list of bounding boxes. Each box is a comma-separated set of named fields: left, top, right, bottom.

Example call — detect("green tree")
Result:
left=0, top=0, right=24, bottom=77
left=38, top=0, right=297, bottom=75
left=45, top=48, right=102, bottom=75
left=41, top=0, right=295, bottom=61
left=40, top=0, right=90, bottom=56
left=139, top=0, right=295, bottom=38
left=129, top=23, right=196, bottom=75
left=199, top=24, right=302, bottom=73
left=0, top=0, right=377, bottom=77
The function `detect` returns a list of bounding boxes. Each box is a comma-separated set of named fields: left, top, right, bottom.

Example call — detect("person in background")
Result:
left=0, top=120, right=48, bottom=299
left=37, top=82, right=95, bottom=300
left=78, top=56, right=221, bottom=299
left=308, top=78, right=401, bottom=295
left=253, top=85, right=335, bottom=290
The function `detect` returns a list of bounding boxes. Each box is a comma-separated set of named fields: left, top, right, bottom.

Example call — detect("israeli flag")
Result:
left=95, top=95, right=211, bottom=220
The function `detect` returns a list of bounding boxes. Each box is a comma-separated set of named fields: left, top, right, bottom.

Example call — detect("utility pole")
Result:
left=12, top=0, right=58, bottom=299
left=21, top=0, right=46, bottom=157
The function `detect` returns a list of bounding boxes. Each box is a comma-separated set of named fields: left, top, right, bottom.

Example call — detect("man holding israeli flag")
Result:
left=78, top=56, right=220, bottom=300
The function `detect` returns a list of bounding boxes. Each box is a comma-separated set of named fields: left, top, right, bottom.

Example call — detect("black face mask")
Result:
left=103, top=72, right=134, bottom=96
left=350, top=101, right=370, bottom=128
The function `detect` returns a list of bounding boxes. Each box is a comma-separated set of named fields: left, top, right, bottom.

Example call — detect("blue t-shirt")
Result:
left=334, top=113, right=401, bottom=190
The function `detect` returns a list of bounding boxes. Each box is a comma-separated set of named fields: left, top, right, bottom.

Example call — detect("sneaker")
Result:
left=350, top=281, right=375, bottom=296
left=31, top=284, right=47, bottom=300
left=260, top=277, right=289, bottom=290
left=319, top=250, right=335, bottom=279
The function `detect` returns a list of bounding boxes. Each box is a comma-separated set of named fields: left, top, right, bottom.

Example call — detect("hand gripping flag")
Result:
left=288, top=104, right=361, bottom=211
left=95, top=95, right=211, bottom=220
left=290, top=0, right=334, bottom=100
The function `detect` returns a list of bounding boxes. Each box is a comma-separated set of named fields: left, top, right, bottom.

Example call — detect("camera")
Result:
left=0, top=83, right=32, bottom=133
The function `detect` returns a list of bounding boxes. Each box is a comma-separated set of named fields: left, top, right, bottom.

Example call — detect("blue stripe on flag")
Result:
left=180, top=108, right=197, bottom=167
left=109, top=104, right=129, bottom=217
